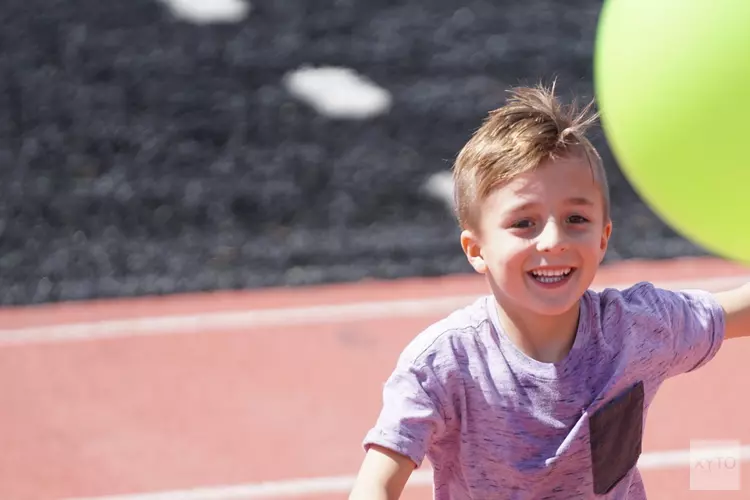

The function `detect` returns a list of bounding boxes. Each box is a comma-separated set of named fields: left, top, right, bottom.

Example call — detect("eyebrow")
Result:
left=565, top=197, right=596, bottom=207
left=508, top=197, right=596, bottom=213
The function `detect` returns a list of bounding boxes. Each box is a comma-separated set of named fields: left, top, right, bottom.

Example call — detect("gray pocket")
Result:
left=588, top=381, right=645, bottom=495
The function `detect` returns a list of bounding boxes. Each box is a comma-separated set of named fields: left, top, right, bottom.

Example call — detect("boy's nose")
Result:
left=536, top=221, right=568, bottom=253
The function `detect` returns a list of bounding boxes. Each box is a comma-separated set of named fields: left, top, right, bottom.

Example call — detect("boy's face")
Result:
left=461, top=156, right=612, bottom=318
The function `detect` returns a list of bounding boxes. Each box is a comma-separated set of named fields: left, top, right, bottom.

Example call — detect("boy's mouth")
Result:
left=527, top=267, right=575, bottom=285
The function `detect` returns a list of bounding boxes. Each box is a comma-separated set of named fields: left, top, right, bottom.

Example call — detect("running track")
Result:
left=2, top=257, right=750, bottom=500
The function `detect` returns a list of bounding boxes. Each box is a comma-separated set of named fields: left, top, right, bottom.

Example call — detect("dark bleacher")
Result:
left=0, top=0, right=708, bottom=305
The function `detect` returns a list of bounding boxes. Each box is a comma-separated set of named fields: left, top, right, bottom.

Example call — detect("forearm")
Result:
left=349, top=445, right=414, bottom=500
left=714, top=282, right=750, bottom=340
left=349, top=473, right=406, bottom=500
left=348, top=484, right=393, bottom=500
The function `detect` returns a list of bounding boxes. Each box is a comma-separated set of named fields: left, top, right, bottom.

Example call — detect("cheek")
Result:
left=485, top=236, right=531, bottom=271
left=571, top=225, right=603, bottom=242
left=574, top=230, right=607, bottom=257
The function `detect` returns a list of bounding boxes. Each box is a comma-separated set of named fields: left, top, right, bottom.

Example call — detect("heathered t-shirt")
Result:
left=363, top=282, right=726, bottom=499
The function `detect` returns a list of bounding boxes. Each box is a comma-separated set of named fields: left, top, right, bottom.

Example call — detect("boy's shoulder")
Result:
left=396, top=295, right=493, bottom=369
left=592, top=279, right=667, bottom=301
left=585, top=280, right=724, bottom=345
left=588, top=280, right=725, bottom=377
left=589, top=280, right=666, bottom=315
left=589, top=280, right=719, bottom=319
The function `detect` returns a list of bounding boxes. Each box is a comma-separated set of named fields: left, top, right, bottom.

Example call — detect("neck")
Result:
left=493, top=298, right=581, bottom=364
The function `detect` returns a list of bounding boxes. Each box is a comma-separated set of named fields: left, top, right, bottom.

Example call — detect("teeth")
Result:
left=530, top=268, right=572, bottom=277
left=535, top=275, right=565, bottom=284
left=529, top=268, right=573, bottom=284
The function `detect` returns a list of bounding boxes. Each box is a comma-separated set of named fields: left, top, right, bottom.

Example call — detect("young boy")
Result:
left=348, top=83, right=750, bottom=499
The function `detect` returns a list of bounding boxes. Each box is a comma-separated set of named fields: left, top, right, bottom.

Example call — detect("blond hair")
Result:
left=452, top=82, right=609, bottom=231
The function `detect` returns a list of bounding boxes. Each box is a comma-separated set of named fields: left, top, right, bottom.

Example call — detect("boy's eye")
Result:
left=567, top=215, right=589, bottom=224
left=511, top=219, right=534, bottom=229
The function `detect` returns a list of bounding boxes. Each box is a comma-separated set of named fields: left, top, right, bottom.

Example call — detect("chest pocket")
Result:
left=588, top=380, right=645, bottom=495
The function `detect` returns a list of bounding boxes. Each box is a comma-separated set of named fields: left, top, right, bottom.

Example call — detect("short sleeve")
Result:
left=633, top=282, right=726, bottom=378
left=362, top=354, right=449, bottom=467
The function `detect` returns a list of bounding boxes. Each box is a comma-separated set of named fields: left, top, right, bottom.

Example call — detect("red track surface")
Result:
left=1, top=257, right=749, bottom=500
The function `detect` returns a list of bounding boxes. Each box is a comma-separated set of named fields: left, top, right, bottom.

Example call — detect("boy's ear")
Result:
left=599, top=220, right=613, bottom=263
left=461, top=229, right=487, bottom=274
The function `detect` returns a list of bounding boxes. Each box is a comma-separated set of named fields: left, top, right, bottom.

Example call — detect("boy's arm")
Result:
left=351, top=333, right=453, bottom=499
left=349, top=445, right=416, bottom=500
left=714, top=282, right=750, bottom=340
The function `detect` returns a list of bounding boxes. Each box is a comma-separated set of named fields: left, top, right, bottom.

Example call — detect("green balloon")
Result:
left=594, top=0, right=750, bottom=263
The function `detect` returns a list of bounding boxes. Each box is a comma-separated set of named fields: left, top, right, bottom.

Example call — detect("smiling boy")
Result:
left=348, top=83, right=750, bottom=499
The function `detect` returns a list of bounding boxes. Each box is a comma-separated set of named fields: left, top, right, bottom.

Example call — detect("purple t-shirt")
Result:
left=363, top=282, right=725, bottom=499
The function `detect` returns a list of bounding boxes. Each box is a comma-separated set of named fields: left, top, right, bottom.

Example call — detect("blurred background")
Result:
left=0, top=0, right=712, bottom=307
left=5, top=2, right=750, bottom=500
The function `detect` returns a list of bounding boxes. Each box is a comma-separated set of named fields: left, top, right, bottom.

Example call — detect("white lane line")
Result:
left=61, top=445, right=750, bottom=500
left=1, top=275, right=749, bottom=347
